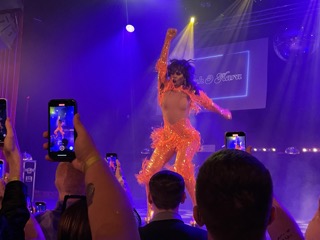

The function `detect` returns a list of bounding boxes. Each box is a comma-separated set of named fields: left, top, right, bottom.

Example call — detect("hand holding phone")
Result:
left=225, top=131, right=246, bottom=151
left=0, top=98, right=7, bottom=145
left=48, top=99, right=77, bottom=161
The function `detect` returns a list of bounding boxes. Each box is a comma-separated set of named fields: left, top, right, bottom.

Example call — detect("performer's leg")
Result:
left=61, top=130, right=65, bottom=138
left=136, top=145, right=175, bottom=222
left=174, top=140, right=199, bottom=226
left=136, top=146, right=175, bottom=185
left=174, top=140, right=199, bottom=207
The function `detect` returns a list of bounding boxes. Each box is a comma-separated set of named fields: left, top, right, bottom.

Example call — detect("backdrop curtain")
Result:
left=0, top=10, right=23, bottom=160
left=0, top=10, right=24, bottom=126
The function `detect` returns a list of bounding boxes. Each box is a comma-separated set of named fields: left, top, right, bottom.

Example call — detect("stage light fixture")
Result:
left=285, top=147, right=300, bottom=155
left=243, top=147, right=320, bottom=153
left=126, top=24, right=135, bottom=33
left=190, top=17, right=195, bottom=24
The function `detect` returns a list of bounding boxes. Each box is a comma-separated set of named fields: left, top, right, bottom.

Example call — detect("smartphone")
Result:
left=0, top=98, right=7, bottom=144
left=48, top=99, right=77, bottom=161
left=35, top=201, right=47, bottom=213
left=106, top=153, right=117, bottom=175
left=225, top=131, right=246, bottom=151
left=0, top=159, right=5, bottom=179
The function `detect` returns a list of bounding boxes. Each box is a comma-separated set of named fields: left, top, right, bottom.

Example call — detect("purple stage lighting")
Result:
left=126, top=24, right=135, bottom=33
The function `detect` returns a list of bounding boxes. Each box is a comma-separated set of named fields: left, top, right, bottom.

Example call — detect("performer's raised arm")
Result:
left=156, top=28, right=177, bottom=88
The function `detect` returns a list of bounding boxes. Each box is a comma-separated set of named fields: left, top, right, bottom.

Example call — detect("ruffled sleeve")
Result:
left=192, top=90, right=221, bottom=114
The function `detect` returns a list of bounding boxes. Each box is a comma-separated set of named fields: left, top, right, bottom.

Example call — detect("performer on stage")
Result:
left=136, top=28, right=232, bottom=221
left=54, top=116, right=65, bottom=138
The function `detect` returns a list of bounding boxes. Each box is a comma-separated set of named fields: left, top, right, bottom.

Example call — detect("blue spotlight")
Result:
left=126, top=24, right=135, bottom=33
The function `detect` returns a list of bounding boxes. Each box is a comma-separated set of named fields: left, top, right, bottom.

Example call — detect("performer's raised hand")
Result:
left=221, top=108, right=232, bottom=120
left=166, top=28, right=177, bottom=40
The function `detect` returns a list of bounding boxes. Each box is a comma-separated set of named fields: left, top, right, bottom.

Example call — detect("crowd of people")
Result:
left=0, top=114, right=317, bottom=240
left=0, top=28, right=319, bottom=240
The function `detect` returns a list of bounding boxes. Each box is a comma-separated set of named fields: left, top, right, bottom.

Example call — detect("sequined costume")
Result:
left=136, top=81, right=219, bottom=205
left=54, top=118, right=64, bottom=137
left=136, top=29, right=231, bottom=220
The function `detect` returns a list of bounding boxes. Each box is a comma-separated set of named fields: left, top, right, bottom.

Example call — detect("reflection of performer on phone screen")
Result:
left=54, top=116, right=65, bottom=138
left=228, top=136, right=245, bottom=150
left=234, top=137, right=245, bottom=150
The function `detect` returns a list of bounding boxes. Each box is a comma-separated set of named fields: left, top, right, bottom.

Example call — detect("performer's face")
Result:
left=170, top=70, right=186, bottom=87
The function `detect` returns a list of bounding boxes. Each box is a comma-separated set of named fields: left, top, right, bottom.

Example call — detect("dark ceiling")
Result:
left=20, top=0, right=313, bottom=24
left=18, top=0, right=315, bottom=45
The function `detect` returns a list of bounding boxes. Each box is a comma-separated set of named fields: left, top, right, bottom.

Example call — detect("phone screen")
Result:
left=0, top=98, right=7, bottom=143
left=35, top=201, right=47, bottom=213
left=0, top=160, right=5, bottom=179
left=225, top=132, right=246, bottom=151
left=106, top=153, right=117, bottom=175
left=48, top=99, right=77, bottom=161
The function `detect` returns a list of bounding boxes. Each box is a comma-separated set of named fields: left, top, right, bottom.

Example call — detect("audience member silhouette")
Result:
left=57, top=197, right=91, bottom=240
left=0, top=118, right=30, bottom=240
left=194, top=148, right=305, bottom=240
left=35, top=162, right=85, bottom=240
left=43, top=113, right=140, bottom=240
left=194, top=149, right=274, bottom=240
left=139, top=170, right=207, bottom=240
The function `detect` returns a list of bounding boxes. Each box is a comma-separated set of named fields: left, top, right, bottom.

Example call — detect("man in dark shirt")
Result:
left=139, top=170, right=207, bottom=240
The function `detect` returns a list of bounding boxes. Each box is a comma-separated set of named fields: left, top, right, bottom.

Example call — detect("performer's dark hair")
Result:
left=167, top=59, right=200, bottom=95
left=58, top=198, right=91, bottom=240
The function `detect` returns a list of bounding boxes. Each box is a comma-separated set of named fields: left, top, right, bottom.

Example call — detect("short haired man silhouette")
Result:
left=35, top=162, right=85, bottom=240
left=139, top=170, right=207, bottom=240
left=193, top=149, right=274, bottom=240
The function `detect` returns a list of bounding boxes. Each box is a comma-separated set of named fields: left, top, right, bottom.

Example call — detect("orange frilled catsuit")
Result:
left=136, top=57, right=221, bottom=219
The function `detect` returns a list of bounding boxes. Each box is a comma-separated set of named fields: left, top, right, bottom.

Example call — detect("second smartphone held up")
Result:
left=48, top=99, right=77, bottom=161
left=225, top=131, right=246, bottom=151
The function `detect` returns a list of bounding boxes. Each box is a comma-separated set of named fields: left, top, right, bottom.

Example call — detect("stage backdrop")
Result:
left=195, top=38, right=268, bottom=110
